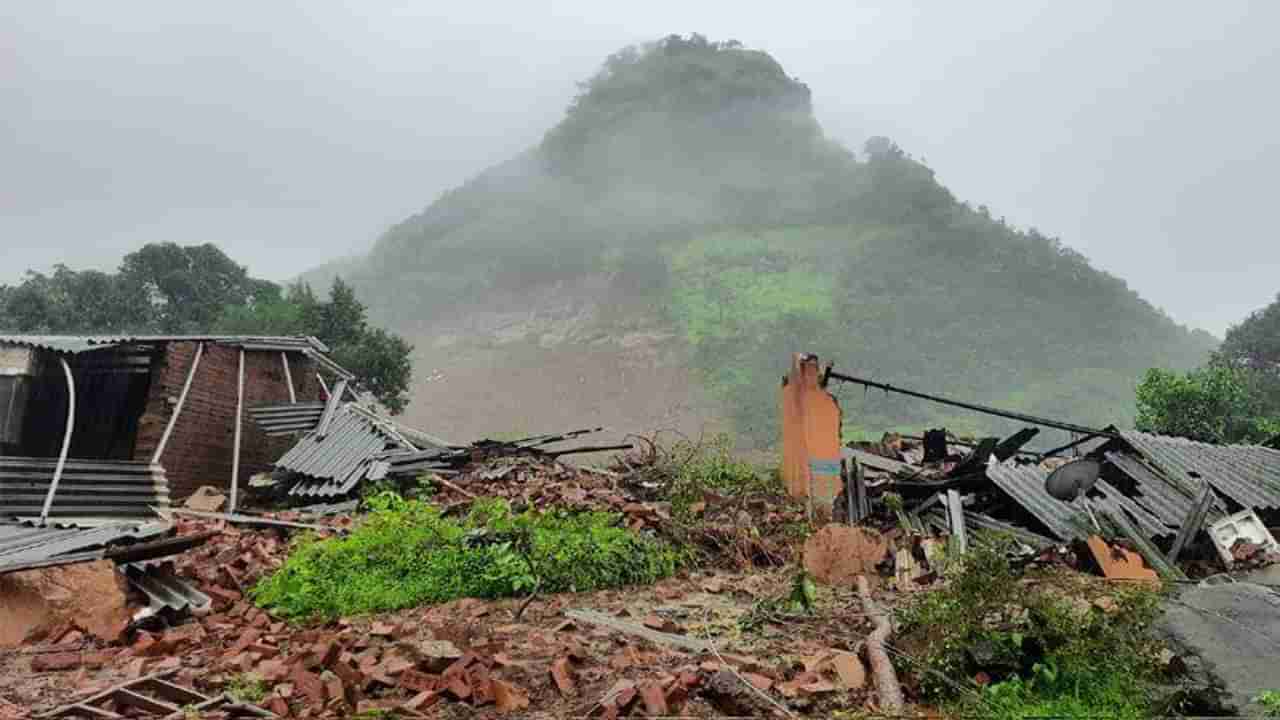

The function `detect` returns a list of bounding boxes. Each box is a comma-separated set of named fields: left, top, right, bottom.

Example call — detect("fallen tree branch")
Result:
left=856, top=574, right=903, bottom=713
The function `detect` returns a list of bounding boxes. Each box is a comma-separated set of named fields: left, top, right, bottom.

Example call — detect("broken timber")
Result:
left=563, top=609, right=713, bottom=653
left=39, top=669, right=273, bottom=719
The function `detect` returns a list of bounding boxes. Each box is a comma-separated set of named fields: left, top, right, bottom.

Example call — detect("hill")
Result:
left=305, top=34, right=1216, bottom=447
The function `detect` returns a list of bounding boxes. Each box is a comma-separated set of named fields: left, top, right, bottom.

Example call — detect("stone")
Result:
left=183, top=485, right=227, bottom=512
left=831, top=651, right=866, bottom=690
left=413, top=639, right=463, bottom=673
left=0, top=560, right=131, bottom=647
left=803, top=525, right=889, bottom=588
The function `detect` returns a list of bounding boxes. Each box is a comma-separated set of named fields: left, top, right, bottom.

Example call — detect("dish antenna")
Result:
left=1045, top=458, right=1101, bottom=502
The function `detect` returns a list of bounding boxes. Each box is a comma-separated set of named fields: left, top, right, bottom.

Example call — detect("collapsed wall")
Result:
left=133, top=342, right=321, bottom=501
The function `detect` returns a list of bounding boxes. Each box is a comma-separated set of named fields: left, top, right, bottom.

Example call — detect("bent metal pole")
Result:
left=39, top=356, right=77, bottom=525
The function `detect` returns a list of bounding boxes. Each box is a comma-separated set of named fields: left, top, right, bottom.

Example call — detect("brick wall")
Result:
left=134, top=342, right=321, bottom=501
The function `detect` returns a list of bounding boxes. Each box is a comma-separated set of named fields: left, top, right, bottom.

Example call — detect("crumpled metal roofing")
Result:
left=280, top=405, right=410, bottom=497
left=0, top=520, right=171, bottom=574
left=1119, top=431, right=1280, bottom=512
left=1105, top=450, right=1227, bottom=526
left=986, top=461, right=1172, bottom=541
left=123, top=561, right=212, bottom=617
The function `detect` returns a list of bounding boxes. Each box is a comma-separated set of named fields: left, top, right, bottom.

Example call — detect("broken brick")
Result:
left=402, top=691, right=440, bottom=713
left=443, top=672, right=472, bottom=700
left=32, top=652, right=86, bottom=672
left=741, top=673, right=773, bottom=691
left=638, top=682, right=668, bottom=716
left=397, top=669, right=438, bottom=694
left=290, top=668, right=326, bottom=707
left=550, top=657, right=576, bottom=696
left=492, top=680, right=530, bottom=713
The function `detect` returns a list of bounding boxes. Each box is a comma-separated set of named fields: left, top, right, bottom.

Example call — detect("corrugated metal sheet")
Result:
left=280, top=406, right=405, bottom=497
left=1105, top=450, right=1227, bottom=526
left=0, top=458, right=169, bottom=520
left=123, top=562, right=211, bottom=616
left=986, top=461, right=1172, bottom=541
left=1119, top=431, right=1280, bottom=511
left=0, top=520, right=171, bottom=574
left=0, top=334, right=354, bottom=379
left=249, top=402, right=326, bottom=436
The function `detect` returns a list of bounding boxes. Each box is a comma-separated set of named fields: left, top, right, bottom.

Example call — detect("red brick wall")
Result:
left=134, top=342, right=321, bottom=501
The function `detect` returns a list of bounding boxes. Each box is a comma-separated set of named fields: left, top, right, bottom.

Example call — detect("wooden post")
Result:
left=316, top=373, right=330, bottom=399
left=230, top=348, right=245, bottom=512
left=280, top=352, right=296, bottom=403
left=946, top=490, right=968, bottom=554
left=1167, top=481, right=1215, bottom=564
left=151, top=342, right=203, bottom=464
left=39, top=357, right=76, bottom=525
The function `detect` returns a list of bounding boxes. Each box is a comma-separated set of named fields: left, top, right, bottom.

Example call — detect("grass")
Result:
left=253, top=495, right=681, bottom=619
left=224, top=673, right=268, bottom=703
left=897, top=536, right=1165, bottom=720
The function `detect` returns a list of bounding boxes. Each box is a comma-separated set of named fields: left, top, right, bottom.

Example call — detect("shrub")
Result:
left=253, top=495, right=681, bottom=619
left=659, top=434, right=777, bottom=514
left=897, top=536, right=1163, bottom=719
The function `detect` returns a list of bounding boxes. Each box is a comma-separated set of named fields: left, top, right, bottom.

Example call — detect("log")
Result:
left=856, top=574, right=903, bottom=713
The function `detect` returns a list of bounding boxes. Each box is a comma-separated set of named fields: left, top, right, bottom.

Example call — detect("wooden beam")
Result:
left=151, top=342, right=203, bottom=464
left=280, top=351, right=296, bottom=403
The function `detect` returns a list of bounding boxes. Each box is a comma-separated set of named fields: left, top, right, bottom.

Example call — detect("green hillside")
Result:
left=315, top=34, right=1216, bottom=445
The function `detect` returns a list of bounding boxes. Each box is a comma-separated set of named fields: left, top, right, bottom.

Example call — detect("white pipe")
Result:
left=39, top=357, right=76, bottom=525
left=151, top=342, right=203, bottom=464
left=230, top=348, right=245, bottom=512
left=281, top=352, right=297, bottom=403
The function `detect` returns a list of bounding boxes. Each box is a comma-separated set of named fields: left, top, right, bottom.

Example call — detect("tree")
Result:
left=1216, top=292, right=1280, bottom=419
left=1134, top=365, right=1278, bottom=444
left=120, top=242, right=256, bottom=332
left=215, top=277, right=414, bottom=414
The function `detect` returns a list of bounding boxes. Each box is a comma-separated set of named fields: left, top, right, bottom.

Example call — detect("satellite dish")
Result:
left=1045, top=459, right=1101, bottom=502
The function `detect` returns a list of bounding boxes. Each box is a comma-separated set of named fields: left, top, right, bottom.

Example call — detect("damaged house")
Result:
left=0, top=335, right=352, bottom=522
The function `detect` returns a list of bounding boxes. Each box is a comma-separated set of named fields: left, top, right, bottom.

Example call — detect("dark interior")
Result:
left=14, top=345, right=159, bottom=460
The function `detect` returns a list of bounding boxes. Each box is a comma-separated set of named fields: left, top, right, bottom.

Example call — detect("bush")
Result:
left=253, top=495, right=681, bottom=619
left=897, top=537, right=1163, bottom=719
left=659, top=434, right=777, bottom=514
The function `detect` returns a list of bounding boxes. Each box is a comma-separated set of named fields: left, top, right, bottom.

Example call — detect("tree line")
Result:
left=0, top=243, right=413, bottom=414
left=1136, top=292, right=1280, bottom=444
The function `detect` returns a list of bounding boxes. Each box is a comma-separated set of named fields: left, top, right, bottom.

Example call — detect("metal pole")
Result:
left=230, top=348, right=245, bottom=512
left=151, top=342, right=204, bottom=464
left=39, top=357, right=76, bottom=525
left=280, top=352, right=296, bottom=403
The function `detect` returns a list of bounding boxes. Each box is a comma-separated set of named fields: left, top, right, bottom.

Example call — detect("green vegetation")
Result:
left=898, top=538, right=1164, bottom=720
left=224, top=673, right=269, bottom=703
left=0, top=244, right=414, bottom=414
left=252, top=495, right=680, bottom=619
left=306, top=34, right=1214, bottom=446
left=1136, top=293, right=1280, bottom=443
left=653, top=433, right=776, bottom=515
left=1255, top=690, right=1280, bottom=716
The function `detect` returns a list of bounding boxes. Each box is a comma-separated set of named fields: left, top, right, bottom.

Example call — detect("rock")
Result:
left=0, top=559, right=130, bottom=647
left=183, top=485, right=227, bottom=512
left=803, top=525, right=889, bottom=587
left=413, top=639, right=462, bottom=673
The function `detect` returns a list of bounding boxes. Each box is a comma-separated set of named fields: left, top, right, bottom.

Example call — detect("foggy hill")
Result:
left=306, top=34, right=1216, bottom=446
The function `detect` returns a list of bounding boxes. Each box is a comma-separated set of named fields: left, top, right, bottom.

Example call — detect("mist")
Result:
left=3, top=1, right=1278, bottom=335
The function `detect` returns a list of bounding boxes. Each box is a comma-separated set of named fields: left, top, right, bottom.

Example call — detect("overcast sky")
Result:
left=3, top=1, right=1277, bottom=335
